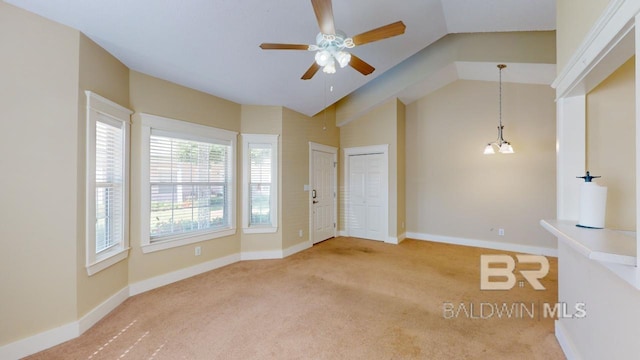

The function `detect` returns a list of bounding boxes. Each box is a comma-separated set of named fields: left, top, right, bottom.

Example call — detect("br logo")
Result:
left=480, top=255, right=549, bottom=290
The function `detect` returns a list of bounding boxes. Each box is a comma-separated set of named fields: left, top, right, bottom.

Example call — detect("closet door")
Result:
left=348, top=153, right=385, bottom=241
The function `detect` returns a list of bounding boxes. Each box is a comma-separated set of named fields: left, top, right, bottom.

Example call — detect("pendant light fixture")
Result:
left=484, top=64, right=514, bottom=154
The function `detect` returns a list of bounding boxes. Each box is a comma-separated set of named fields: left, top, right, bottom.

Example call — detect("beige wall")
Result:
left=282, top=107, right=339, bottom=248
left=406, top=80, right=557, bottom=249
left=0, top=3, right=80, bottom=344
left=586, top=56, right=635, bottom=230
left=336, top=31, right=556, bottom=126
left=76, top=34, right=131, bottom=319
left=339, top=98, right=402, bottom=238
left=556, top=0, right=612, bottom=72
left=128, top=71, right=242, bottom=284
left=240, top=105, right=283, bottom=252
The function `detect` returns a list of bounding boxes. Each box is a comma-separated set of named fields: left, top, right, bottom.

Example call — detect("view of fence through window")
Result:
left=149, top=135, right=230, bottom=239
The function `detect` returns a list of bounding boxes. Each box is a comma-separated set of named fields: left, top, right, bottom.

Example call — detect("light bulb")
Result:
left=484, top=144, right=495, bottom=155
left=335, top=51, right=351, bottom=68
left=315, top=50, right=331, bottom=66
left=499, top=143, right=514, bottom=154
left=322, top=60, right=336, bottom=74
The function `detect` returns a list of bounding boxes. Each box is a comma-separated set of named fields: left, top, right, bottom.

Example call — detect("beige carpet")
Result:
left=25, top=238, right=564, bottom=359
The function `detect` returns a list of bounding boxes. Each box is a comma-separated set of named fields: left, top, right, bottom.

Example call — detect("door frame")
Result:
left=344, top=144, right=389, bottom=242
left=309, top=142, right=338, bottom=244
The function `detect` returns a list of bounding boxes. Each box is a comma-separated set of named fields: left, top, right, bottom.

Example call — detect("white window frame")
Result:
left=86, top=91, right=132, bottom=276
left=140, top=113, right=237, bottom=253
left=242, top=134, right=279, bottom=233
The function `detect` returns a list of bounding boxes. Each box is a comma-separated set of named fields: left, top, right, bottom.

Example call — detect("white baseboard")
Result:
left=241, top=240, right=311, bottom=260
left=406, top=232, right=558, bottom=257
left=79, top=286, right=129, bottom=334
left=555, top=320, right=580, bottom=360
left=0, top=286, right=130, bottom=359
left=129, top=253, right=241, bottom=296
left=338, top=230, right=348, bottom=237
left=283, top=240, right=312, bottom=257
left=241, top=250, right=283, bottom=260
left=0, top=321, right=78, bottom=360
left=386, top=232, right=407, bottom=245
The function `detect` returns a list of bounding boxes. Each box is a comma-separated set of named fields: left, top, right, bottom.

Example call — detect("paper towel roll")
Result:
left=578, top=182, right=607, bottom=228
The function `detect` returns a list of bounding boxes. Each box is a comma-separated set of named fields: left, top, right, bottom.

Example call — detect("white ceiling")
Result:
left=4, top=0, right=556, bottom=116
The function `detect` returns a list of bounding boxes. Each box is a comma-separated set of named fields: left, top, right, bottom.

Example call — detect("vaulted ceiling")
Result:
left=4, top=0, right=556, bottom=116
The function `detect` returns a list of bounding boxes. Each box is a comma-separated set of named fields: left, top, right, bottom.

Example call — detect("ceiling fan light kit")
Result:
left=259, top=0, right=406, bottom=80
left=311, top=31, right=354, bottom=74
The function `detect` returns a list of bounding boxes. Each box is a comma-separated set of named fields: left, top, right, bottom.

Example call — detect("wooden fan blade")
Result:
left=352, top=21, right=406, bottom=46
left=260, top=43, right=310, bottom=50
left=311, top=0, right=336, bottom=35
left=349, top=54, right=375, bottom=76
left=302, top=62, right=321, bottom=80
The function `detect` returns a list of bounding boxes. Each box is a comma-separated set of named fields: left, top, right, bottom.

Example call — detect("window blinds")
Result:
left=249, top=144, right=272, bottom=226
left=149, top=134, right=231, bottom=239
left=95, top=117, right=124, bottom=253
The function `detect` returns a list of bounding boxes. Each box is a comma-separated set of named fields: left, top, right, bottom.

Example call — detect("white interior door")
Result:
left=311, top=148, right=336, bottom=244
left=348, top=153, right=386, bottom=241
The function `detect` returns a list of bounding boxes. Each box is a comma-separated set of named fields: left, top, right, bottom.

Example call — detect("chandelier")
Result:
left=484, top=64, right=514, bottom=154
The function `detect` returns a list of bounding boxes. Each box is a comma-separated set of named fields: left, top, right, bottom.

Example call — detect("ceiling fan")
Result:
left=259, top=0, right=406, bottom=80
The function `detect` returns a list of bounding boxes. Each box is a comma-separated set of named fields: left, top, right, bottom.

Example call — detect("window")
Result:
left=86, top=91, right=132, bottom=275
left=242, top=134, right=278, bottom=233
left=140, top=114, right=237, bottom=253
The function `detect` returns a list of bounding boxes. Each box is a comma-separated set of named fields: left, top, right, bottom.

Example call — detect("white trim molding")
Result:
left=553, top=0, right=639, bottom=98
left=241, top=250, right=282, bottom=261
left=241, top=134, right=279, bottom=234
left=0, top=323, right=78, bottom=360
left=85, top=91, right=133, bottom=276
left=555, top=320, right=581, bottom=360
left=241, top=240, right=312, bottom=260
left=78, top=287, right=129, bottom=334
left=129, top=253, right=241, bottom=296
left=283, top=240, right=312, bottom=257
left=0, top=286, right=129, bottom=360
left=139, top=113, right=238, bottom=254
left=406, top=232, right=558, bottom=257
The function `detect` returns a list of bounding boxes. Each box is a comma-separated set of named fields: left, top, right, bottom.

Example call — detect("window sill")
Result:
left=87, top=247, right=129, bottom=276
left=243, top=226, right=278, bottom=234
left=142, top=228, right=236, bottom=253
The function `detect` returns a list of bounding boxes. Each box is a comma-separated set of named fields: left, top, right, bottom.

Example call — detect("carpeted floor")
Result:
left=25, top=237, right=564, bottom=359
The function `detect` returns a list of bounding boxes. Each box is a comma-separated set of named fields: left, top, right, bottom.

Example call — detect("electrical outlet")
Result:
left=299, top=229, right=303, bottom=237
left=498, top=228, right=505, bottom=236
left=195, top=246, right=201, bottom=256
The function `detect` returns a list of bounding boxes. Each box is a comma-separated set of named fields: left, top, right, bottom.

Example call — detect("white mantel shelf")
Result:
left=540, top=219, right=636, bottom=266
